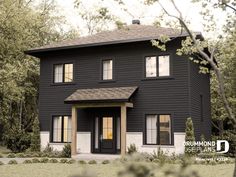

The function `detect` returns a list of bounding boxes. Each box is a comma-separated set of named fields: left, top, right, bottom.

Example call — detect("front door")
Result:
left=92, top=108, right=120, bottom=154
left=100, top=117, right=115, bottom=153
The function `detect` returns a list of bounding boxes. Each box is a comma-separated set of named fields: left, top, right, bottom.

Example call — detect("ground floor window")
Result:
left=145, top=114, right=171, bottom=145
left=52, top=116, right=72, bottom=143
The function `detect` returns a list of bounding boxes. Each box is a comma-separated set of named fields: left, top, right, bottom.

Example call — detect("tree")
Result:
left=0, top=0, right=77, bottom=148
left=185, top=117, right=195, bottom=155
left=30, top=116, right=40, bottom=152
left=145, top=0, right=236, bottom=129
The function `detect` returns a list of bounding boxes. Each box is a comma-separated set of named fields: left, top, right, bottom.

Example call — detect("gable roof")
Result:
left=64, top=86, right=138, bottom=103
left=25, top=25, right=200, bottom=55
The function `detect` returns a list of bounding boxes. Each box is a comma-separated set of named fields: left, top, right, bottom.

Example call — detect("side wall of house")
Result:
left=189, top=61, right=211, bottom=140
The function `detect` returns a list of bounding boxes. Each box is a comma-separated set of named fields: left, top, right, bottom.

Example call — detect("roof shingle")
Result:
left=26, top=25, right=199, bottom=54
left=64, top=86, right=138, bottom=103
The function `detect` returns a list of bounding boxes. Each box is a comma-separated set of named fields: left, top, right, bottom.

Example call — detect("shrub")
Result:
left=127, top=144, right=138, bottom=155
left=43, top=143, right=53, bottom=154
left=61, top=144, right=71, bottom=158
left=7, top=153, right=16, bottom=158
left=60, top=159, right=68, bottom=163
left=88, top=160, right=97, bottom=164
left=30, top=117, right=41, bottom=152
left=40, top=158, right=49, bottom=163
left=78, top=160, right=87, bottom=164
left=8, top=160, right=17, bottom=165
left=3, top=127, right=31, bottom=153
left=32, top=158, right=40, bottom=163
left=49, top=158, right=58, bottom=163
left=67, top=159, right=76, bottom=164
left=16, top=153, right=25, bottom=158
left=0, top=161, right=4, bottom=165
left=102, top=160, right=110, bottom=164
left=23, top=159, right=32, bottom=164
left=185, top=117, right=196, bottom=156
left=0, top=154, right=3, bottom=158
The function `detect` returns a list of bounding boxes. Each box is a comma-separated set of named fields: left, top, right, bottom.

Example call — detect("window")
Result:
left=102, top=59, right=113, bottom=80
left=53, top=63, right=73, bottom=83
left=52, top=116, right=72, bottom=143
left=102, top=117, right=113, bottom=140
left=145, top=56, right=157, bottom=77
left=158, top=55, right=170, bottom=76
left=145, top=55, right=170, bottom=78
left=145, top=114, right=171, bottom=145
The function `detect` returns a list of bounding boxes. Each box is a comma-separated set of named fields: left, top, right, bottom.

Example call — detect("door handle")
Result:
left=100, top=135, right=103, bottom=141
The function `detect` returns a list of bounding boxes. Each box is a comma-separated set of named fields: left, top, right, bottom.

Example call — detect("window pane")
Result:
left=117, top=117, right=121, bottom=149
left=63, top=116, right=72, bottom=142
left=159, top=115, right=171, bottom=145
left=103, top=60, right=113, bottom=80
left=54, top=65, right=63, bottom=83
left=102, top=117, right=113, bottom=140
left=146, top=115, right=157, bottom=144
left=53, top=116, right=62, bottom=142
left=146, top=56, right=157, bottom=77
left=64, top=64, right=73, bottom=82
left=159, top=55, right=170, bottom=76
left=95, top=117, right=99, bottom=149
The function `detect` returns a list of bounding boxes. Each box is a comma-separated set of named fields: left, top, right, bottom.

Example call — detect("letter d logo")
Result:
left=216, top=140, right=229, bottom=153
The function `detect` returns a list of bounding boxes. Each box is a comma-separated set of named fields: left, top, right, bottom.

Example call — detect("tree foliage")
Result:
left=0, top=0, right=75, bottom=148
left=30, top=116, right=40, bottom=152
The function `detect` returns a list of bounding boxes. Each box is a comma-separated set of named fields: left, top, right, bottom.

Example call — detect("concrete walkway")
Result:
left=72, top=153, right=121, bottom=161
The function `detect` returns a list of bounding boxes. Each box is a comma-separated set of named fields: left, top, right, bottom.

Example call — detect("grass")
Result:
left=0, top=163, right=234, bottom=177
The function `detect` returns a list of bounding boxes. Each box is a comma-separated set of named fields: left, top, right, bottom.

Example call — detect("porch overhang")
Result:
left=64, top=86, right=138, bottom=104
left=66, top=86, right=138, bottom=157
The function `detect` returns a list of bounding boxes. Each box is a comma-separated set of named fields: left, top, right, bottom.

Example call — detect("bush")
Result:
left=8, top=160, right=17, bottom=165
left=32, top=158, right=40, bottom=163
left=40, top=158, right=49, bottom=163
left=61, top=144, right=71, bottom=158
left=16, top=153, right=25, bottom=158
left=88, top=160, right=97, bottom=164
left=0, top=161, right=4, bottom=165
left=23, top=159, right=32, bottom=164
left=3, top=127, right=31, bottom=153
left=43, top=143, right=53, bottom=154
left=78, top=160, right=87, bottom=164
left=0, top=154, right=3, bottom=158
left=60, top=159, right=68, bottom=163
left=102, top=160, right=110, bottom=164
left=49, top=158, right=58, bottom=163
left=7, top=153, right=16, bottom=158
left=30, top=117, right=41, bottom=152
left=67, top=159, right=76, bottom=164
left=185, top=117, right=196, bottom=156
left=127, top=144, right=138, bottom=155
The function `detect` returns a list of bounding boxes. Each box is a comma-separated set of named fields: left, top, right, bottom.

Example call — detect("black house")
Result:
left=26, top=22, right=211, bottom=156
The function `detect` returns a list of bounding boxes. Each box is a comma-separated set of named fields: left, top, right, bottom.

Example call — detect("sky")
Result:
left=54, top=0, right=228, bottom=37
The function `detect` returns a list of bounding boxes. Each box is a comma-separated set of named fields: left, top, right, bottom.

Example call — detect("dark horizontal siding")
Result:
left=39, top=39, right=194, bottom=133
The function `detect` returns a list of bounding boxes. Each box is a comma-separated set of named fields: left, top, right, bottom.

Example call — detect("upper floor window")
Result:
left=145, top=114, right=171, bottom=145
left=145, top=55, right=170, bottom=78
left=54, top=63, right=73, bottom=83
left=102, top=59, right=113, bottom=80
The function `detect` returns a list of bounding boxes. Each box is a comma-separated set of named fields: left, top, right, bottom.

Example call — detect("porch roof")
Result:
left=64, top=86, right=138, bottom=104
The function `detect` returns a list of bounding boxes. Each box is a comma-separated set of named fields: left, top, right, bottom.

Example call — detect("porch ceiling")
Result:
left=64, top=86, right=138, bottom=104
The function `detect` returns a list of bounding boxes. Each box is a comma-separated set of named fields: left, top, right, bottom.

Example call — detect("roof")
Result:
left=64, top=86, right=138, bottom=103
left=25, top=25, right=200, bottom=55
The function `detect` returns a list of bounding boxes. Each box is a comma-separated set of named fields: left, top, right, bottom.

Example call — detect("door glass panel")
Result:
left=95, top=117, right=99, bottom=149
left=102, top=117, right=113, bottom=140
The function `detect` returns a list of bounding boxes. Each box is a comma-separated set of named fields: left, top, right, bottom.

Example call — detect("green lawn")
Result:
left=0, top=163, right=234, bottom=177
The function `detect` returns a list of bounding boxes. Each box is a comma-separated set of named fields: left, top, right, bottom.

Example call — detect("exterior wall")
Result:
left=38, top=39, right=211, bottom=154
left=126, top=132, right=185, bottom=155
left=189, top=61, right=211, bottom=140
left=40, top=131, right=91, bottom=153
